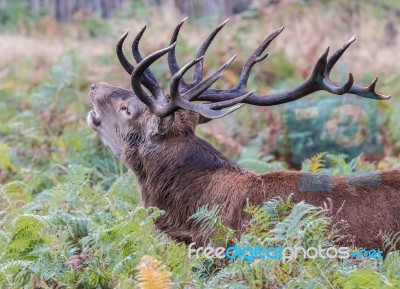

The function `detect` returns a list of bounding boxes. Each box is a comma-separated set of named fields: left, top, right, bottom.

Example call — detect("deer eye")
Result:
left=120, top=106, right=131, bottom=115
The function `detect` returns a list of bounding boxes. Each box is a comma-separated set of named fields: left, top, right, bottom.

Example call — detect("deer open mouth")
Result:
left=87, top=110, right=101, bottom=129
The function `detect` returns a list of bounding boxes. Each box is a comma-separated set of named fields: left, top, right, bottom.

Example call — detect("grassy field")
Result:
left=1, top=1, right=400, bottom=288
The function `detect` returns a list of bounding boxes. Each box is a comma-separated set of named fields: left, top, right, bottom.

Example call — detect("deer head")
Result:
left=87, top=18, right=389, bottom=162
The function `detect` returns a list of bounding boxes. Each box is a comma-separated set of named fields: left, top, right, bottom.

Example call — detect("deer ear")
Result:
left=144, top=114, right=174, bottom=138
left=156, top=115, right=174, bottom=135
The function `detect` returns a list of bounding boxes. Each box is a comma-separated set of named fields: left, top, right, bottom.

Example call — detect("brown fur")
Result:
left=88, top=82, right=400, bottom=249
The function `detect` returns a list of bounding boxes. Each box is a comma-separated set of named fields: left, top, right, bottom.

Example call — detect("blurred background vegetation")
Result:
left=0, top=0, right=400, bottom=288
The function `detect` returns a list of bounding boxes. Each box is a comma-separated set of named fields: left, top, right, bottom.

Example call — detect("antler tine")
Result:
left=184, top=54, right=237, bottom=101
left=116, top=30, right=134, bottom=74
left=131, top=43, right=176, bottom=116
left=170, top=56, right=204, bottom=103
left=324, top=35, right=390, bottom=100
left=168, top=18, right=188, bottom=77
left=201, top=104, right=245, bottom=119
left=192, top=19, right=230, bottom=84
left=116, top=29, right=161, bottom=95
left=132, top=25, right=160, bottom=86
left=325, top=35, right=356, bottom=76
left=167, top=18, right=229, bottom=92
left=237, top=26, right=284, bottom=90
left=207, top=90, right=255, bottom=109
left=310, top=47, right=355, bottom=95
left=349, top=77, right=391, bottom=100
left=169, top=55, right=251, bottom=118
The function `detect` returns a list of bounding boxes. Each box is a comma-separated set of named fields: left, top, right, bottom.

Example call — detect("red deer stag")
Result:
left=87, top=19, right=399, bottom=249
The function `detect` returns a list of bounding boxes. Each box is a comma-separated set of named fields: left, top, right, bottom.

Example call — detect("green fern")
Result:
left=188, top=205, right=221, bottom=234
left=301, top=152, right=326, bottom=173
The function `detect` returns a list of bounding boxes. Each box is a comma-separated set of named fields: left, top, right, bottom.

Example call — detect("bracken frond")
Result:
left=137, top=255, right=172, bottom=289
left=188, top=204, right=221, bottom=234
left=309, top=152, right=326, bottom=173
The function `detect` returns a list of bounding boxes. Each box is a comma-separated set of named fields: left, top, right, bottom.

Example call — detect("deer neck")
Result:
left=122, top=132, right=245, bottom=206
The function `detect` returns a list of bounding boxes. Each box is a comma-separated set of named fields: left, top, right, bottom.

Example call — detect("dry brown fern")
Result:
left=137, top=255, right=173, bottom=289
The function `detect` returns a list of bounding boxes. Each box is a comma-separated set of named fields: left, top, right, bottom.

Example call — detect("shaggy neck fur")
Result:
left=123, top=130, right=245, bottom=206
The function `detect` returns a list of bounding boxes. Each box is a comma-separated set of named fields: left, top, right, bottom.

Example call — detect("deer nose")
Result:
left=91, top=83, right=96, bottom=90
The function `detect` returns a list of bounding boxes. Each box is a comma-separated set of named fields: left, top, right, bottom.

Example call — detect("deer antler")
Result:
left=130, top=43, right=252, bottom=118
left=193, top=27, right=390, bottom=104
left=116, top=19, right=390, bottom=119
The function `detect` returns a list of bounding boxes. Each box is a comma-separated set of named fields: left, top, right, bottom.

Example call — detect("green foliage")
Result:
left=1, top=163, right=400, bottom=287
left=302, top=153, right=376, bottom=175
left=0, top=1, right=40, bottom=31
left=189, top=205, right=222, bottom=235
left=189, top=205, right=235, bottom=245
left=80, top=15, right=111, bottom=38
left=0, top=165, right=193, bottom=288
left=237, top=146, right=286, bottom=173
left=205, top=196, right=400, bottom=289
left=339, top=269, right=391, bottom=289
left=0, top=142, right=12, bottom=170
